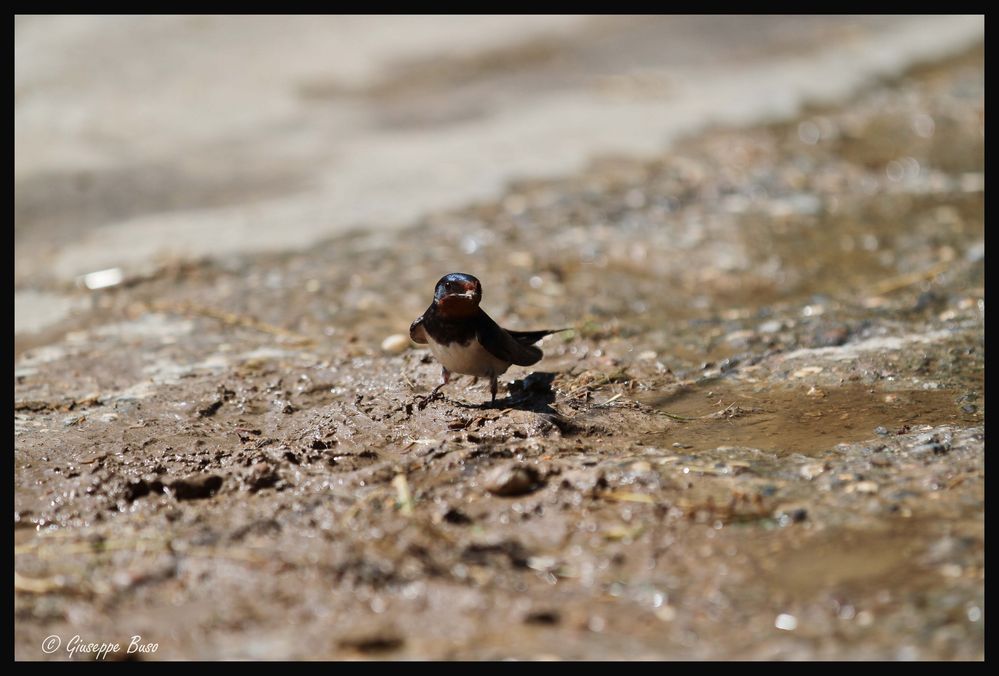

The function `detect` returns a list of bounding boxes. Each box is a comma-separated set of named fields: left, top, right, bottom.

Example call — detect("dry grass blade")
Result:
left=868, top=258, right=952, bottom=296
left=393, top=474, right=414, bottom=516
left=602, top=491, right=657, bottom=504
left=15, top=536, right=169, bottom=557
left=14, top=571, right=67, bottom=594
left=657, top=402, right=737, bottom=422
left=593, top=393, right=624, bottom=408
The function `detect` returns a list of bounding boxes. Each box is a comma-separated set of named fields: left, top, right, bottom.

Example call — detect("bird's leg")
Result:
left=490, top=375, right=499, bottom=404
left=418, top=367, right=450, bottom=409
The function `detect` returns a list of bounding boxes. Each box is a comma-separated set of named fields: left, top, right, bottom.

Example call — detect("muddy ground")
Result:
left=14, top=49, right=984, bottom=659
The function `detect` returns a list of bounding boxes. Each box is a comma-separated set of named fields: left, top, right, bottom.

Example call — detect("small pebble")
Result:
left=243, top=462, right=280, bottom=492
left=655, top=606, right=677, bottom=622
left=911, top=442, right=948, bottom=457
left=485, top=463, right=542, bottom=497
left=800, top=463, right=827, bottom=480
left=777, top=509, right=807, bottom=527
left=852, top=481, right=879, bottom=494
left=381, top=334, right=410, bottom=354
left=775, top=613, right=798, bottom=631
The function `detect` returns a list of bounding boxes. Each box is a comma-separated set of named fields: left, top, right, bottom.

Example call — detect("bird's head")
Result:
left=433, top=273, right=482, bottom=319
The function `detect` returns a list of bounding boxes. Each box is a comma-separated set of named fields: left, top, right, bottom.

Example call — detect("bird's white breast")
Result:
left=427, top=336, right=510, bottom=377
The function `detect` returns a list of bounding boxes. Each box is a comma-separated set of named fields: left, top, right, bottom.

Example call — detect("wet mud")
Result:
left=14, top=48, right=983, bottom=659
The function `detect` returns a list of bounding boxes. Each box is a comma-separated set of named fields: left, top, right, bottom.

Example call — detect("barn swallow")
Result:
left=410, top=273, right=566, bottom=407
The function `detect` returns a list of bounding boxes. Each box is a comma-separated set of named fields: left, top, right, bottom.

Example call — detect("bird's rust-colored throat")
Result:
left=435, top=294, right=479, bottom=319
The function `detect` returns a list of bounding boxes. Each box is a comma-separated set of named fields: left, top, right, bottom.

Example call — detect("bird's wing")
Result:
left=506, top=328, right=569, bottom=346
left=475, top=310, right=544, bottom=367
left=409, top=313, right=429, bottom=344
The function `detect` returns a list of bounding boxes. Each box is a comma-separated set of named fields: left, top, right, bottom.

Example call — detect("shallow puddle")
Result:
left=646, top=381, right=973, bottom=456
left=758, top=526, right=928, bottom=599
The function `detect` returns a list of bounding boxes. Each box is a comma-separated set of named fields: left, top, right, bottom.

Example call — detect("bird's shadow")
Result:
left=453, top=371, right=559, bottom=415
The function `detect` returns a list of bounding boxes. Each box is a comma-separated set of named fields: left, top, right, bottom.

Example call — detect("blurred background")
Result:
left=14, top=15, right=982, bottom=339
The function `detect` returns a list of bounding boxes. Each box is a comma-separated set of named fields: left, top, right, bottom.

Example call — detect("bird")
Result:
left=409, top=273, right=567, bottom=407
